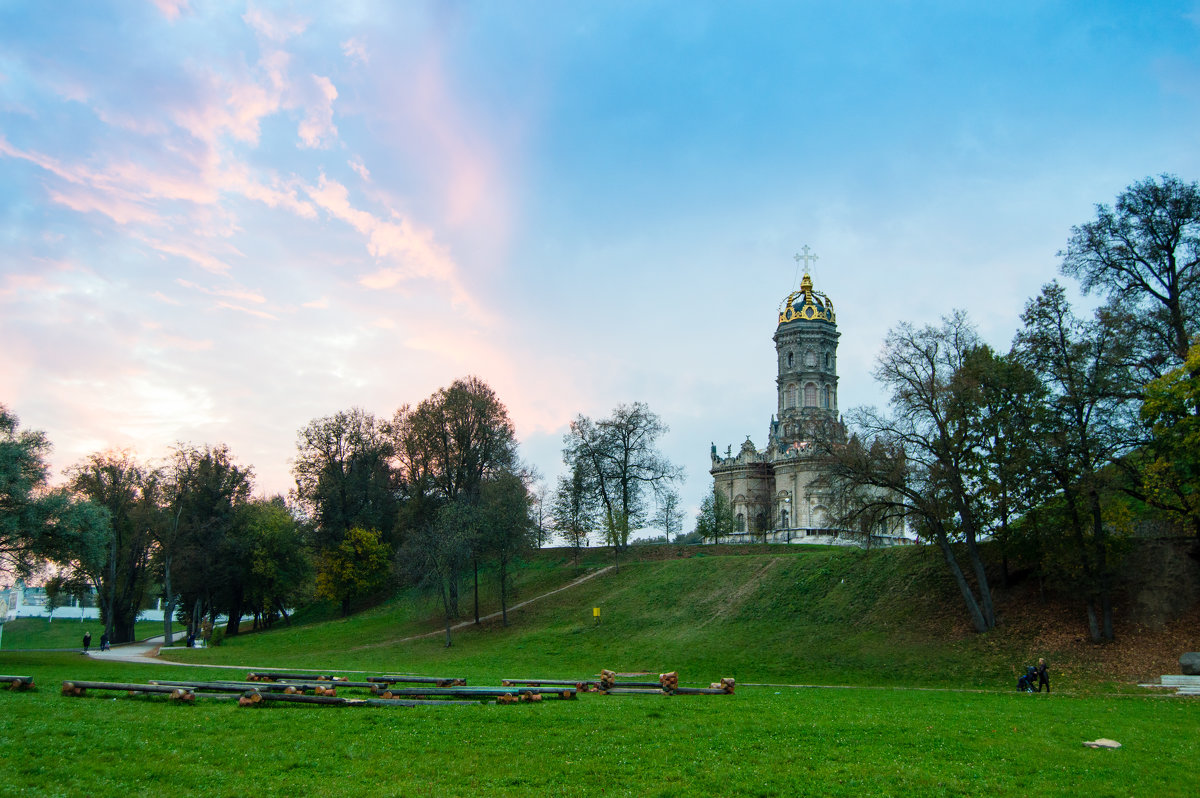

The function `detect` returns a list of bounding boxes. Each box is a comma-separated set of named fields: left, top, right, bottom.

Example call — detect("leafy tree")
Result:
left=693, top=488, right=734, bottom=544
left=67, top=451, right=155, bottom=644
left=393, top=376, right=519, bottom=617
left=170, top=444, right=253, bottom=637
left=562, top=403, right=683, bottom=556
left=479, top=469, right=535, bottom=626
left=315, top=526, right=389, bottom=617
left=1014, top=283, right=1138, bottom=641
left=951, top=345, right=1052, bottom=584
left=1060, top=174, right=1200, bottom=375
left=0, top=405, right=108, bottom=580
left=551, top=465, right=597, bottom=564
left=1139, top=342, right=1200, bottom=543
left=241, top=497, right=311, bottom=628
left=293, top=408, right=398, bottom=552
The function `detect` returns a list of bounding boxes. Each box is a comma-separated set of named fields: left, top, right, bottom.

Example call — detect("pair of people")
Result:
left=82, top=631, right=111, bottom=653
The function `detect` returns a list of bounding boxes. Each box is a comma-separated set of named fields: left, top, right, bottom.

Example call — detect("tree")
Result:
left=652, top=487, right=685, bottom=543
left=417, top=501, right=476, bottom=646
left=951, top=345, right=1052, bottom=584
left=393, top=376, right=519, bottom=618
left=0, top=405, right=109, bottom=580
left=67, top=451, right=156, bottom=644
left=562, top=403, right=683, bottom=555
left=550, top=465, right=597, bottom=565
left=693, top=488, right=734, bottom=544
left=479, top=469, right=535, bottom=626
left=293, top=408, right=398, bottom=552
left=529, top=483, right=551, bottom=548
left=315, top=526, right=389, bottom=617
left=1138, top=342, right=1200, bottom=543
left=169, top=444, right=253, bottom=636
left=241, top=497, right=311, bottom=628
left=1060, top=174, right=1200, bottom=375
left=1014, top=283, right=1138, bottom=642
left=825, top=313, right=998, bottom=633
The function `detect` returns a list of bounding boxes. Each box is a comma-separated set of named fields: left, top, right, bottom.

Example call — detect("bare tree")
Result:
left=562, top=402, right=683, bottom=557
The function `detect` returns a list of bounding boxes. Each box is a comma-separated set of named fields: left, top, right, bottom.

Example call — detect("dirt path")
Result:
left=89, top=564, right=617, bottom=668
left=349, top=564, right=616, bottom=650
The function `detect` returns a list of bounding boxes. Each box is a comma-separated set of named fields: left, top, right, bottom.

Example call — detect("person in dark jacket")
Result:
left=82, top=631, right=91, bottom=653
left=1036, top=657, right=1050, bottom=693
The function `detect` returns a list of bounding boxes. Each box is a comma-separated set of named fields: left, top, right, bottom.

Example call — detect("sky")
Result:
left=2, top=1, right=1199, bottom=533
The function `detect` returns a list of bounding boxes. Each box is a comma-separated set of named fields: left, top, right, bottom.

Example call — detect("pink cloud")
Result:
left=297, top=75, right=338, bottom=149
left=243, top=5, right=309, bottom=43
left=305, top=175, right=464, bottom=297
left=47, top=185, right=158, bottom=225
left=176, top=279, right=265, bottom=305
left=348, top=158, right=371, bottom=182
left=342, top=37, right=369, bottom=66
left=144, top=238, right=232, bottom=275
left=151, top=0, right=190, bottom=21
left=216, top=301, right=278, bottom=321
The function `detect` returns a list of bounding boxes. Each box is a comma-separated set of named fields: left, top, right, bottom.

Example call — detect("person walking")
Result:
left=1036, top=657, right=1050, bottom=693
left=99, top=632, right=109, bottom=651
left=82, top=631, right=92, bottom=653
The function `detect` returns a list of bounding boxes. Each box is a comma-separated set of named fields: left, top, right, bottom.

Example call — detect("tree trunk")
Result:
left=162, top=551, right=174, bottom=647
left=934, top=529, right=989, bottom=633
left=1086, top=598, right=1100, bottom=642
left=473, top=559, right=480, bottom=625
left=225, top=585, right=243, bottom=636
left=442, top=587, right=453, bottom=648
left=499, top=556, right=509, bottom=627
left=962, top=532, right=995, bottom=629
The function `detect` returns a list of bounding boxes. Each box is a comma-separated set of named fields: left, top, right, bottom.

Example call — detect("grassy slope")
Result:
left=158, top=543, right=1199, bottom=690
left=0, top=619, right=164, bottom=650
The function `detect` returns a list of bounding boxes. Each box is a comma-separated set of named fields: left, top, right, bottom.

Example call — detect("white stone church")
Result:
left=710, top=253, right=909, bottom=547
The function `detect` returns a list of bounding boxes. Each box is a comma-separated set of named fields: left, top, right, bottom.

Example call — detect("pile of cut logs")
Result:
left=0, top=675, right=35, bottom=691
left=596, top=669, right=735, bottom=696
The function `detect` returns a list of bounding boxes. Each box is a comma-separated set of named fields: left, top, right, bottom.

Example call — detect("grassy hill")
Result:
left=163, top=540, right=1200, bottom=690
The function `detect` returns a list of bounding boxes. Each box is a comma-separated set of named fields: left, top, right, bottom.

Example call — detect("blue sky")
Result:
left=2, top=1, right=1198, bottom=530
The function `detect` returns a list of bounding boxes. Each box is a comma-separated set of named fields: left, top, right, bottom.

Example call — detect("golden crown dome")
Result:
left=778, top=273, right=836, bottom=325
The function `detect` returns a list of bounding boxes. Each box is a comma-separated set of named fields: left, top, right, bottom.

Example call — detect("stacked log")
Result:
left=659, top=672, right=679, bottom=691
left=707, top=678, right=736, bottom=694
left=366, top=676, right=467, bottom=687
left=0, top=675, right=35, bottom=691
left=502, top=678, right=598, bottom=691
left=246, top=672, right=348, bottom=683
left=599, top=669, right=616, bottom=690
left=61, top=681, right=200, bottom=701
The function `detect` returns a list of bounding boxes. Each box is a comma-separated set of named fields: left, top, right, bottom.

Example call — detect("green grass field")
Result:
left=0, top=619, right=164, bottom=651
left=0, top=546, right=1195, bottom=796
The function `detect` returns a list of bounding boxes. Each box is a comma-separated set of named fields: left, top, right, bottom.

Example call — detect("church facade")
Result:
left=710, top=259, right=907, bottom=547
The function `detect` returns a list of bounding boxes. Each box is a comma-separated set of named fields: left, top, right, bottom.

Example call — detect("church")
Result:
left=709, top=251, right=907, bottom=546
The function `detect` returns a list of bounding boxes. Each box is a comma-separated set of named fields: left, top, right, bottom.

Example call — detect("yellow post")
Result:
left=592, top=607, right=601, bottom=624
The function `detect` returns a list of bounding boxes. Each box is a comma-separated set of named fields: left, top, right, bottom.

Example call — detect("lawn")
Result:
left=0, top=653, right=1194, bottom=797
left=0, top=619, right=165, bottom=651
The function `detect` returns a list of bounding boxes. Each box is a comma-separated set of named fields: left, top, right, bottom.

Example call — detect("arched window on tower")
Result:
left=825, top=353, right=830, bottom=370
left=786, top=385, right=796, bottom=409
left=805, top=350, right=816, bottom=368
left=787, top=352, right=794, bottom=368
left=822, top=385, right=830, bottom=409
left=736, top=513, right=745, bottom=533
left=804, top=383, right=817, bottom=407
left=781, top=509, right=789, bottom=529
